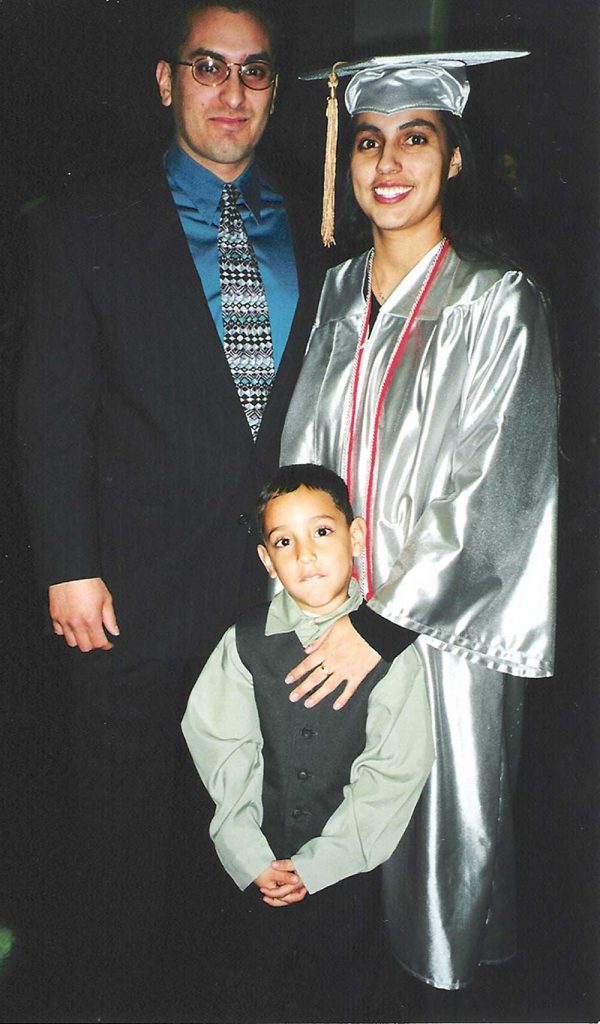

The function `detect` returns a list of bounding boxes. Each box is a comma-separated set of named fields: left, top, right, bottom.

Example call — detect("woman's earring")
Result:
left=449, top=149, right=462, bottom=178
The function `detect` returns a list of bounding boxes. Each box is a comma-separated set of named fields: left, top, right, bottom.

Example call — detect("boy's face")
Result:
left=257, top=486, right=366, bottom=616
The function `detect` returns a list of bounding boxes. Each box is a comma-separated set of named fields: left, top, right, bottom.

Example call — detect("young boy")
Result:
left=182, top=464, right=434, bottom=1017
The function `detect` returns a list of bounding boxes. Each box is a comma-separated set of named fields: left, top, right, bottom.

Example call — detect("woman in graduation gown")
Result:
left=280, top=52, right=558, bottom=990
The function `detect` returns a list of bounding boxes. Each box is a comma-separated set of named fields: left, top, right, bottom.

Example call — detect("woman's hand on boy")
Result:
left=254, top=861, right=307, bottom=907
left=285, top=615, right=380, bottom=710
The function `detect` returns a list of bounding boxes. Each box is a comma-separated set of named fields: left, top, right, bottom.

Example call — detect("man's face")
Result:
left=155, top=6, right=275, bottom=181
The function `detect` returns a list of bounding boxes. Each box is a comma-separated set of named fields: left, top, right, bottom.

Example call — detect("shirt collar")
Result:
left=265, top=578, right=364, bottom=647
left=164, top=141, right=263, bottom=224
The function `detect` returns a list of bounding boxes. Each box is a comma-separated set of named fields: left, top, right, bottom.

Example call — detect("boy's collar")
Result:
left=265, top=577, right=363, bottom=639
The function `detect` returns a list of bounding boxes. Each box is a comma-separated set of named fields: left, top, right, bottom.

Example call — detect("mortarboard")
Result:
left=300, top=51, right=529, bottom=245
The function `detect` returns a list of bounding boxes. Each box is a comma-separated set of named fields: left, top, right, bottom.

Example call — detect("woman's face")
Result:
left=350, top=108, right=462, bottom=239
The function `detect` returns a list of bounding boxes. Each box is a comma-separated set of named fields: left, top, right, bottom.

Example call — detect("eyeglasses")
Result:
left=171, top=56, right=276, bottom=91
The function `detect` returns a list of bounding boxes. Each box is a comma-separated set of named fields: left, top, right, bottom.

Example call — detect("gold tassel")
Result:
left=320, top=62, right=345, bottom=247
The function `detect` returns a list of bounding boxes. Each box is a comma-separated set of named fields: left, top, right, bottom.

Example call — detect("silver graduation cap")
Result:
left=301, top=51, right=529, bottom=244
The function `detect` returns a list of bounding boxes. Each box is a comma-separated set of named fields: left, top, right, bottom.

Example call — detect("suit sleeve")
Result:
left=181, top=626, right=275, bottom=890
left=17, top=201, right=103, bottom=586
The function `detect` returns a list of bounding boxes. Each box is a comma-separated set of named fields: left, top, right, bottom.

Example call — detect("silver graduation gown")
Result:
left=280, top=244, right=557, bottom=989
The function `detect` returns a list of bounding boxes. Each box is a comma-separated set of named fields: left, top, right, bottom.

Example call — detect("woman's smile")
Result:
left=372, top=183, right=414, bottom=202
left=351, top=108, right=461, bottom=241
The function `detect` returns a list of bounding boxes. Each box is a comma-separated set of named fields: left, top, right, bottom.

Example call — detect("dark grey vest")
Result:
left=235, top=603, right=391, bottom=859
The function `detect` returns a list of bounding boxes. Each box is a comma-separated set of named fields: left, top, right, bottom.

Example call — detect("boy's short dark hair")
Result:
left=256, top=464, right=354, bottom=539
left=157, top=0, right=278, bottom=64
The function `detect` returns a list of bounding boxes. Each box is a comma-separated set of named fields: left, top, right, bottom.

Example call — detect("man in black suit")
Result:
left=17, top=1, right=323, bottom=1015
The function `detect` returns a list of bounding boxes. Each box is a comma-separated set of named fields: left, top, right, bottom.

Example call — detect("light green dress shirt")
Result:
left=182, top=579, right=434, bottom=894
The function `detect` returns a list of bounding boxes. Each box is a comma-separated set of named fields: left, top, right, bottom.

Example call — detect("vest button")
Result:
left=297, top=770, right=310, bottom=781
left=291, top=807, right=307, bottom=819
left=301, top=727, right=314, bottom=738
left=237, top=512, right=249, bottom=526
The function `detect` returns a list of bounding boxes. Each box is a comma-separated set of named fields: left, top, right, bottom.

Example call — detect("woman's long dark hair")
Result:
left=337, top=111, right=521, bottom=270
left=336, top=107, right=559, bottom=406
left=439, top=112, right=520, bottom=267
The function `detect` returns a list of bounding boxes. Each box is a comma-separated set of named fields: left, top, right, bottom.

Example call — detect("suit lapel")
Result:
left=256, top=182, right=326, bottom=456
left=121, top=166, right=253, bottom=439
left=113, top=162, right=325, bottom=455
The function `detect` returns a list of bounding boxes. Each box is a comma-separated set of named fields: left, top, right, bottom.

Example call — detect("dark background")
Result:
left=1, top=1, right=598, bottom=1021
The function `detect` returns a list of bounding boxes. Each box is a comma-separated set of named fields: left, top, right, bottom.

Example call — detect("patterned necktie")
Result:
left=217, top=184, right=275, bottom=441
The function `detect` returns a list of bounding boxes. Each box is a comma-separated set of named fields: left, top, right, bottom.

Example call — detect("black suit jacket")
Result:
left=17, top=160, right=325, bottom=662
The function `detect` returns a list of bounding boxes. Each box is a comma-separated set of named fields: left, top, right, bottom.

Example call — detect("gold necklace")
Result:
left=371, top=265, right=389, bottom=304
left=371, top=238, right=446, bottom=305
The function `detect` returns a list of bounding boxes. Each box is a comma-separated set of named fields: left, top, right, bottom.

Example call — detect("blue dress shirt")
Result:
left=164, top=144, right=298, bottom=370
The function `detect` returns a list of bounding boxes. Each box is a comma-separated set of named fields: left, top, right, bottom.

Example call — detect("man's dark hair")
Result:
left=157, top=1, right=278, bottom=64
left=256, top=464, right=354, bottom=539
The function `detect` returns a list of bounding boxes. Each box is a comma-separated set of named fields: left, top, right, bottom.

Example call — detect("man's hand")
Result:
left=254, top=860, right=307, bottom=907
left=49, top=578, right=120, bottom=652
left=284, top=614, right=380, bottom=710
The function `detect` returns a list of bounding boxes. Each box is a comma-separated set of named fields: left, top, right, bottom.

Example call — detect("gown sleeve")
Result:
left=349, top=602, right=418, bottom=660
left=369, top=272, right=558, bottom=678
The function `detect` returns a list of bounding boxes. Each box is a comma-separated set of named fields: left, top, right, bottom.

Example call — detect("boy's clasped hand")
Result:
left=254, top=859, right=307, bottom=907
